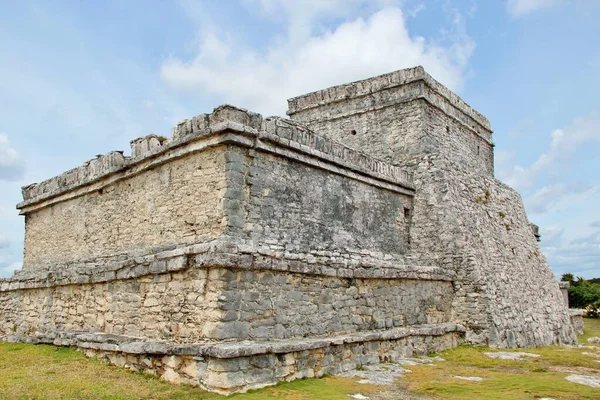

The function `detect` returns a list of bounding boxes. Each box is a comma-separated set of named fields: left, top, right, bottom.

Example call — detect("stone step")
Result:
left=2, top=322, right=465, bottom=394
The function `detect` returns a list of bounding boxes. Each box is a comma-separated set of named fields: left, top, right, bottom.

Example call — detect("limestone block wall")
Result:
left=287, top=66, right=494, bottom=176
left=0, top=268, right=224, bottom=343
left=293, top=100, right=426, bottom=167
left=287, top=67, right=574, bottom=347
left=0, top=245, right=456, bottom=345
left=5, top=68, right=558, bottom=392
left=228, top=147, right=413, bottom=256
left=22, top=147, right=228, bottom=269
left=211, top=270, right=454, bottom=341
left=408, top=156, right=576, bottom=347
left=423, top=101, right=494, bottom=177
left=78, top=328, right=463, bottom=394
left=3, top=103, right=436, bottom=348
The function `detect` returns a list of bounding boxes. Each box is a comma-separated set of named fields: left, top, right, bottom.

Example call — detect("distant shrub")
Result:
left=567, top=278, right=600, bottom=318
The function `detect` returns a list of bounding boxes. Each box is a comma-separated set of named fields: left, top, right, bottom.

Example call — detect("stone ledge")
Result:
left=2, top=324, right=464, bottom=394
left=1, top=322, right=466, bottom=359
left=19, top=105, right=413, bottom=210
left=0, top=239, right=456, bottom=292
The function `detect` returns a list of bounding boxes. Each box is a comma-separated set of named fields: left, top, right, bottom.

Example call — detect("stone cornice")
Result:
left=0, top=239, right=455, bottom=292
left=18, top=106, right=414, bottom=214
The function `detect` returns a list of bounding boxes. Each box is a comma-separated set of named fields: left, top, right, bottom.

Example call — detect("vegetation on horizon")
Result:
left=561, top=274, right=600, bottom=317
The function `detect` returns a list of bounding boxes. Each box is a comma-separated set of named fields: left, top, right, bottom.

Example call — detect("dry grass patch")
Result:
left=401, top=318, right=600, bottom=399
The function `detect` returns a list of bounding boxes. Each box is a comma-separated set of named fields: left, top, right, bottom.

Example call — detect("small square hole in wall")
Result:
left=404, top=207, right=411, bottom=219
left=445, top=126, right=450, bottom=133
left=350, top=129, right=357, bottom=135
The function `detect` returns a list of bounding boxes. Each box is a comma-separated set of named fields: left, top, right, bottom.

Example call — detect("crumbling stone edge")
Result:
left=19, top=106, right=414, bottom=212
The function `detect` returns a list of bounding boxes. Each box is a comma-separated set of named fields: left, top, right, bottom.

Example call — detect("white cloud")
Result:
left=501, top=111, right=600, bottom=278
left=0, top=133, right=26, bottom=181
left=246, top=0, right=401, bottom=43
left=162, top=6, right=475, bottom=116
left=526, top=181, right=592, bottom=214
left=0, top=235, right=8, bottom=249
left=539, top=225, right=564, bottom=248
left=544, top=229, right=600, bottom=278
left=0, top=258, right=21, bottom=278
left=502, top=110, right=600, bottom=191
left=506, top=0, right=562, bottom=17
left=533, top=184, right=600, bottom=278
left=406, top=2, right=426, bottom=18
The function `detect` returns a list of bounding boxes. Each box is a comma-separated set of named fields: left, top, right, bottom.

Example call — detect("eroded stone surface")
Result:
left=565, top=374, right=600, bottom=388
left=341, top=364, right=413, bottom=385
left=484, top=352, right=540, bottom=361
left=76, top=329, right=461, bottom=394
left=451, top=376, right=484, bottom=381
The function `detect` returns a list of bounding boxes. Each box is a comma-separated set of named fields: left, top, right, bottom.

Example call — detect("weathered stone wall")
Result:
left=292, top=100, right=425, bottom=166
left=0, top=268, right=224, bottom=343
left=559, top=281, right=570, bottom=307
left=0, top=264, right=453, bottom=343
left=423, top=101, right=494, bottom=176
left=287, top=66, right=494, bottom=175
left=2, top=67, right=580, bottom=393
left=569, top=310, right=584, bottom=335
left=408, top=156, right=575, bottom=347
left=23, top=147, right=228, bottom=269
left=287, top=67, right=574, bottom=347
left=212, top=270, right=453, bottom=340
left=229, top=147, right=413, bottom=256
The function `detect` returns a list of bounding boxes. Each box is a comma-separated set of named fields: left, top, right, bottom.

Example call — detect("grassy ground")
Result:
left=0, top=319, right=598, bottom=399
left=400, top=318, right=600, bottom=400
left=0, top=342, right=379, bottom=400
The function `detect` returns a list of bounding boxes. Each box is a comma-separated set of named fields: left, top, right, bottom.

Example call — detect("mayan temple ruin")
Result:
left=0, top=67, right=579, bottom=393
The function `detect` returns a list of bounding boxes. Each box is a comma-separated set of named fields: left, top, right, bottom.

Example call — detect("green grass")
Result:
left=579, top=317, right=600, bottom=343
left=1, top=319, right=598, bottom=399
left=402, top=318, right=600, bottom=399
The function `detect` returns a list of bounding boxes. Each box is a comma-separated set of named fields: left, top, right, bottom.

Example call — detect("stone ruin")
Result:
left=0, top=67, right=578, bottom=394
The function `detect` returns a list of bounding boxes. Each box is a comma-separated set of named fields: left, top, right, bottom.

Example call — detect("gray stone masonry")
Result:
left=287, top=66, right=576, bottom=348
left=0, top=66, right=578, bottom=393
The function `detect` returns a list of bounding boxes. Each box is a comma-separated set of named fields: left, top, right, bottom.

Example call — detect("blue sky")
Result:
left=1, top=0, right=599, bottom=279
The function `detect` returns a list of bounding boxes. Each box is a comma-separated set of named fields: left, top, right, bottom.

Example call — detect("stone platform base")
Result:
left=2, top=323, right=464, bottom=394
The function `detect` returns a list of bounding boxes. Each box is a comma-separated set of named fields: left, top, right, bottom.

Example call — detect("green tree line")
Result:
left=561, top=273, right=600, bottom=318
